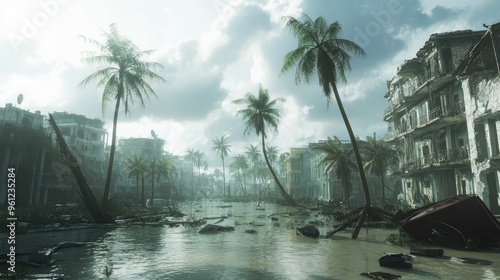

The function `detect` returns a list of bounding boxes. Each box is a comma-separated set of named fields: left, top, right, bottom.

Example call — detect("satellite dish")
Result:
left=151, top=130, right=157, bottom=139
left=17, top=94, right=23, bottom=105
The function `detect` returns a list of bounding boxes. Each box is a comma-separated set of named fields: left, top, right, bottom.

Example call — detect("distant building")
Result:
left=51, top=112, right=108, bottom=162
left=280, top=139, right=380, bottom=203
left=0, top=103, right=48, bottom=207
left=0, top=103, right=44, bottom=128
left=117, top=137, right=165, bottom=193
left=118, top=137, right=164, bottom=159
left=47, top=112, right=109, bottom=198
left=383, top=23, right=500, bottom=213
left=282, top=147, right=311, bottom=197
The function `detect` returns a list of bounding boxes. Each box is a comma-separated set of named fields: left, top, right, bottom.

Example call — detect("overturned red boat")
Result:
left=402, top=195, right=500, bottom=245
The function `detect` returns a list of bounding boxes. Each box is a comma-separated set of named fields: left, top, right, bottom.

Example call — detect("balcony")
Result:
left=391, top=147, right=470, bottom=174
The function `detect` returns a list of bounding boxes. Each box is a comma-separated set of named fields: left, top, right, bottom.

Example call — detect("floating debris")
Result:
left=410, top=247, right=444, bottom=257
left=378, top=253, right=412, bottom=268
left=450, top=257, right=492, bottom=265
left=361, top=272, right=401, bottom=279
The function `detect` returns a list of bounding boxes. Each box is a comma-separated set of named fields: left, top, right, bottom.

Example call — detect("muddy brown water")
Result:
left=2, top=201, right=500, bottom=279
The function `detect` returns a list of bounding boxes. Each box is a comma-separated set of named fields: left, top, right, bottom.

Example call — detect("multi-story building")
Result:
left=1, top=102, right=44, bottom=128
left=48, top=111, right=109, bottom=198
left=383, top=23, right=500, bottom=213
left=0, top=103, right=48, bottom=207
left=117, top=137, right=165, bottom=193
left=282, top=147, right=311, bottom=197
left=279, top=139, right=381, bottom=203
left=51, top=111, right=108, bottom=162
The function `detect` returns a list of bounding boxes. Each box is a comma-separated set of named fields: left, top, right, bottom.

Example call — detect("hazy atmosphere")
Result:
left=2, top=0, right=499, bottom=168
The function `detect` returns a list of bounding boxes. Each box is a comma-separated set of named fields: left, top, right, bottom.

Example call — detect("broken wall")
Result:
left=462, top=73, right=500, bottom=211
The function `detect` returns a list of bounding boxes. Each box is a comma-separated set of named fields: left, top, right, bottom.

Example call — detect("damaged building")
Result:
left=384, top=23, right=500, bottom=214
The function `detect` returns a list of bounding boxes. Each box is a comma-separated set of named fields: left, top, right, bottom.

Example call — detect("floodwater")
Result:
left=3, top=201, right=500, bottom=279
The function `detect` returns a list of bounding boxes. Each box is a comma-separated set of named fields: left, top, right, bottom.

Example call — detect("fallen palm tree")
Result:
left=48, top=114, right=113, bottom=224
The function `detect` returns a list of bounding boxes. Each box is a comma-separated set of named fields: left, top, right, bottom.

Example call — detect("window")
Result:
left=418, top=103, right=428, bottom=125
left=439, top=47, right=453, bottom=74
left=475, top=123, right=487, bottom=159
left=488, top=119, right=499, bottom=157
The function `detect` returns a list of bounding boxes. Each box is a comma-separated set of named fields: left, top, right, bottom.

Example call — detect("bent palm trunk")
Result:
left=261, top=134, right=298, bottom=206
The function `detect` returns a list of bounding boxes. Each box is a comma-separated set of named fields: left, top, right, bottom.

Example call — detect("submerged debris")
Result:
left=378, top=253, right=412, bottom=269
left=296, top=225, right=320, bottom=238
left=402, top=195, right=500, bottom=249
left=360, top=272, right=401, bottom=279
left=450, top=257, right=493, bottom=265
left=198, top=224, right=235, bottom=234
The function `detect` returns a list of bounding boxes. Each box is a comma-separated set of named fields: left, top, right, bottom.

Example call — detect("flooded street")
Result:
left=4, top=201, right=500, bottom=279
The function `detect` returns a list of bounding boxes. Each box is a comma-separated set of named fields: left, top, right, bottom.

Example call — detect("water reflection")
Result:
left=6, top=201, right=500, bottom=279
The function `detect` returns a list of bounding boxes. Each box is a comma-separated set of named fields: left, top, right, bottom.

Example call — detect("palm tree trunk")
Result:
left=331, top=83, right=370, bottom=204
left=381, top=173, right=386, bottom=200
left=330, top=82, right=370, bottom=239
left=48, top=115, right=112, bottom=223
left=141, top=172, right=145, bottom=208
left=103, top=96, right=121, bottom=206
left=261, top=134, right=297, bottom=206
left=222, top=157, right=226, bottom=197
left=136, top=175, right=139, bottom=199
left=151, top=157, right=155, bottom=206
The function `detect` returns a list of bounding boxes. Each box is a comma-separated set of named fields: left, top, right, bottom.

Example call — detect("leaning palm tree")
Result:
left=281, top=15, right=394, bottom=238
left=314, top=136, right=357, bottom=201
left=80, top=23, right=166, bottom=206
left=212, top=135, right=231, bottom=196
left=233, top=85, right=297, bottom=206
left=362, top=136, right=398, bottom=201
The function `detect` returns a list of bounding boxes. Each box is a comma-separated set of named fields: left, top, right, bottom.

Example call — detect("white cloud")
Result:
left=2, top=0, right=499, bottom=172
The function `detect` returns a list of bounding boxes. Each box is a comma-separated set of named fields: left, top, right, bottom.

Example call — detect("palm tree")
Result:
left=124, top=155, right=146, bottom=199
left=245, top=144, right=261, bottom=165
left=80, top=23, right=166, bottom=206
left=266, top=145, right=279, bottom=167
left=184, top=148, right=197, bottom=199
left=212, top=135, right=231, bottom=196
left=281, top=15, right=390, bottom=238
left=245, top=144, right=261, bottom=194
left=154, top=156, right=177, bottom=198
left=362, top=136, right=398, bottom=201
left=229, top=154, right=249, bottom=196
left=314, top=136, right=357, bottom=201
left=233, top=85, right=297, bottom=206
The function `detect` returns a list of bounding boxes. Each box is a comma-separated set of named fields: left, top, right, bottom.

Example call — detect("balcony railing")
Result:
left=388, top=147, right=470, bottom=174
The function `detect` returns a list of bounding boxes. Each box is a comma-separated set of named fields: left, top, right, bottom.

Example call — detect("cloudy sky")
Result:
left=1, top=0, right=499, bottom=170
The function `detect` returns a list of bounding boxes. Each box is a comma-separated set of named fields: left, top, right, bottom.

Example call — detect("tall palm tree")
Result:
left=233, top=85, right=297, bottom=206
left=229, top=154, right=249, bottom=196
left=362, top=136, right=398, bottom=201
left=124, top=155, right=146, bottom=200
left=281, top=15, right=386, bottom=238
left=80, top=23, right=166, bottom=206
left=245, top=144, right=261, bottom=165
left=245, top=144, right=261, bottom=194
left=212, top=135, right=231, bottom=196
left=266, top=145, right=279, bottom=167
left=154, top=156, right=177, bottom=198
left=184, top=148, right=196, bottom=199
left=314, top=136, right=357, bottom=201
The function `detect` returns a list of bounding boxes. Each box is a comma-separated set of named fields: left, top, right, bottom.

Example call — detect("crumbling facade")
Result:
left=384, top=23, right=500, bottom=213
